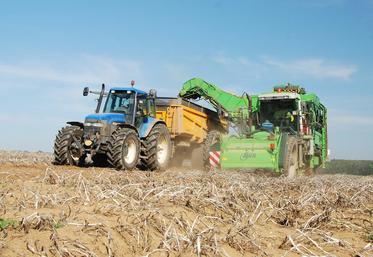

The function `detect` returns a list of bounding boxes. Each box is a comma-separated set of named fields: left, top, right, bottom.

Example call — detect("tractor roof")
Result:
left=110, top=87, right=147, bottom=95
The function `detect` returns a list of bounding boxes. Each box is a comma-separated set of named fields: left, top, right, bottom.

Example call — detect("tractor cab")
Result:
left=101, top=87, right=156, bottom=125
left=84, top=85, right=157, bottom=130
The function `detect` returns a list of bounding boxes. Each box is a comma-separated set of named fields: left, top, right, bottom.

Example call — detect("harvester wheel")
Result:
left=283, top=137, right=300, bottom=178
left=108, top=128, right=140, bottom=170
left=53, top=125, right=84, bottom=166
left=305, top=160, right=314, bottom=176
left=141, top=123, right=171, bottom=171
left=203, top=130, right=221, bottom=170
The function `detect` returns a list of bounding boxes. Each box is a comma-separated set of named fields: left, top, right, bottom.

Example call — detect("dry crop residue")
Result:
left=0, top=152, right=372, bottom=257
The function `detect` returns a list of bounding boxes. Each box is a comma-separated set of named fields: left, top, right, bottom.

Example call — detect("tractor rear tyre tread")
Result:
left=53, top=125, right=83, bottom=166
left=141, top=123, right=171, bottom=171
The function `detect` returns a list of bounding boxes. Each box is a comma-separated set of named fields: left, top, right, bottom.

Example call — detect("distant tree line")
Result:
left=319, top=159, right=373, bottom=176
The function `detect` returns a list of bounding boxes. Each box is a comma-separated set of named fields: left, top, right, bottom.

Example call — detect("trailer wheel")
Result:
left=203, top=130, right=221, bottom=170
left=141, top=123, right=171, bottom=171
left=53, top=125, right=84, bottom=166
left=283, top=137, right=299, bottom=178
left=191, top=146, right=204, bottom=169
left=108, top=128, right=140, bottom=170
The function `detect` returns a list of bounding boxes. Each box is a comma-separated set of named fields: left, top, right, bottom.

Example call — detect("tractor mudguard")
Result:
left=67, top=121, right=84, bottom=128
left=138, top=117, right=167, bottom=138
left=114, top=123, right=139, bottom=135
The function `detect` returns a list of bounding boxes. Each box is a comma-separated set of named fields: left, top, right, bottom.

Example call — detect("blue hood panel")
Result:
left=85, top=113, right=126, bottom=124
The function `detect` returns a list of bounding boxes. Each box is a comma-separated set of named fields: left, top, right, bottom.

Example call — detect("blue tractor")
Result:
left=53, top=83, right=172, bottom=171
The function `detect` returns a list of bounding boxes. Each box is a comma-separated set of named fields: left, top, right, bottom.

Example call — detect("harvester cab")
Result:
left=53, top=82, right=171, bottom=171
left=258, top=84, right=305, bottom=134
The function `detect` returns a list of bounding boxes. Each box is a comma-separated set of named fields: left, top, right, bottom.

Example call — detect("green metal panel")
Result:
left=220, top=131, right=281, bottom=171
left=180, top=78, right=260, bottom=115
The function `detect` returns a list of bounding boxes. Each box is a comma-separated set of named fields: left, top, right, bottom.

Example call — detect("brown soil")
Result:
left=0, top=154, right=372, bottom=256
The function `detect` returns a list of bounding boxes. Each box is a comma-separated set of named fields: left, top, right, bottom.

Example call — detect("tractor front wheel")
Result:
left=53, top=125, right=84, bottom=166
left=108, top=128, right=140, bottom=170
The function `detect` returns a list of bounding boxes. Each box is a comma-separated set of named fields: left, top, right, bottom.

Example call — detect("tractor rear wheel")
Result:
left=53, top=125, right=84, bottom=166
left=283, top=137, right=300, bottom=178
left=108, top=128, right=140, bottom=170
left=203, top=130, right=221, bottom=170
left=141, top=123, right=171, bottom=171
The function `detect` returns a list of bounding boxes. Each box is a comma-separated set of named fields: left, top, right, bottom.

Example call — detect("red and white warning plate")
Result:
left=209, top=151, right=220, bottom=170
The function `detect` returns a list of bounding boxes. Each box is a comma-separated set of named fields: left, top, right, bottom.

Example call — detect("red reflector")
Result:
left=269, top=143, right=276, bottom=151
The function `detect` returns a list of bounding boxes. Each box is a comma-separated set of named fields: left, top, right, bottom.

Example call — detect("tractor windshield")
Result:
left=104, top=90, right=135, bottom=119
left=259, top=99, right=298, bottom=131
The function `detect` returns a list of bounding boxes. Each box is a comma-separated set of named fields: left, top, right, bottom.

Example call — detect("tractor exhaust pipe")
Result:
left=95, top=84, right=105, bottom=113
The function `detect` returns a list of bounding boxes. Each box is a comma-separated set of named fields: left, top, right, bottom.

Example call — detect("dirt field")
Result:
left=0, top=151, right=372, bottom=257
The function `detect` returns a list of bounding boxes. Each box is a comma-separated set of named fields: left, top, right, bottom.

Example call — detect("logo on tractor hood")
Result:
left=85, top=113, right=126, bottom=124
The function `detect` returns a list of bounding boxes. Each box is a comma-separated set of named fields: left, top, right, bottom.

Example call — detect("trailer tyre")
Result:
left=53, top=125, right=84, bottom=166
left=142, top=123, right=171, bottom=171
left=283, top=137, right=299, bottom=178
left=108, top=128, right=140, bottom=170
left=203, top=130, right=221, bottom=170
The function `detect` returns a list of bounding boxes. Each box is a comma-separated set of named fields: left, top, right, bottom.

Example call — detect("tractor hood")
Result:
left=84, top=113, right=126, bottom=124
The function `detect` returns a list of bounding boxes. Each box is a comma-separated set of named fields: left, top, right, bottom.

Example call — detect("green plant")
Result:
left=367, top=226, right=373, bottom=242
left=0, top=218, right=18, bottom=229
left=53, top=221, right=64, bottom=229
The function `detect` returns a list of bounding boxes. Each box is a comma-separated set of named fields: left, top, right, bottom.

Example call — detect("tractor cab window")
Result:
left=104, top=90, right=135, bottom=121
left=259, top=99, right=298, bottom=132
left=136, top=95, right=156, bottom=118
left=137, top=95, right=147, bottom=116
left=135, top=94, right=152, bottom=128
left=148, top=98, right=156, bottom=117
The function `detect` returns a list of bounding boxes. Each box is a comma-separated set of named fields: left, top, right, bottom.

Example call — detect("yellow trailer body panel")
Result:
left=156, top=98, right=227, bottom=145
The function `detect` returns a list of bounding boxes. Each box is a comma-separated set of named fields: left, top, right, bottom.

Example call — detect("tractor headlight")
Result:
left=84, top=139, right=93, bottom=146
left=84, top=122, right=104, bottom=135
left=84, top=122, right=104, bottom=127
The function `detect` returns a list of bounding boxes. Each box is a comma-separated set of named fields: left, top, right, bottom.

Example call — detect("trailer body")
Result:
left=156, top=97, right=227, bottom=157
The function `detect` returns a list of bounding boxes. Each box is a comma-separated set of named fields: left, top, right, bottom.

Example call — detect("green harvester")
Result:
left=179, top=78, right=328, bottom=177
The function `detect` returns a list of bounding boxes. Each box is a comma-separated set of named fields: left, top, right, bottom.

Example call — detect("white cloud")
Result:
left=212, top=54, right=257, bottom=67
left=211, top=54, right=356, bottom=80
left=0, top=55, right=142, bottom=85
left=264, top=58, right=356, bottom=80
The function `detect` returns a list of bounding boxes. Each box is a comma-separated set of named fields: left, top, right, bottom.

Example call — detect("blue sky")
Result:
left=0, top=0, right=372, bottom=160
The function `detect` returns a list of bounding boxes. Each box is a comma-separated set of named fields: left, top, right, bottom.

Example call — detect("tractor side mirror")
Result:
left=83, top=87, right=89, bottom=96
left=148, top=89, right=157, bottom=98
